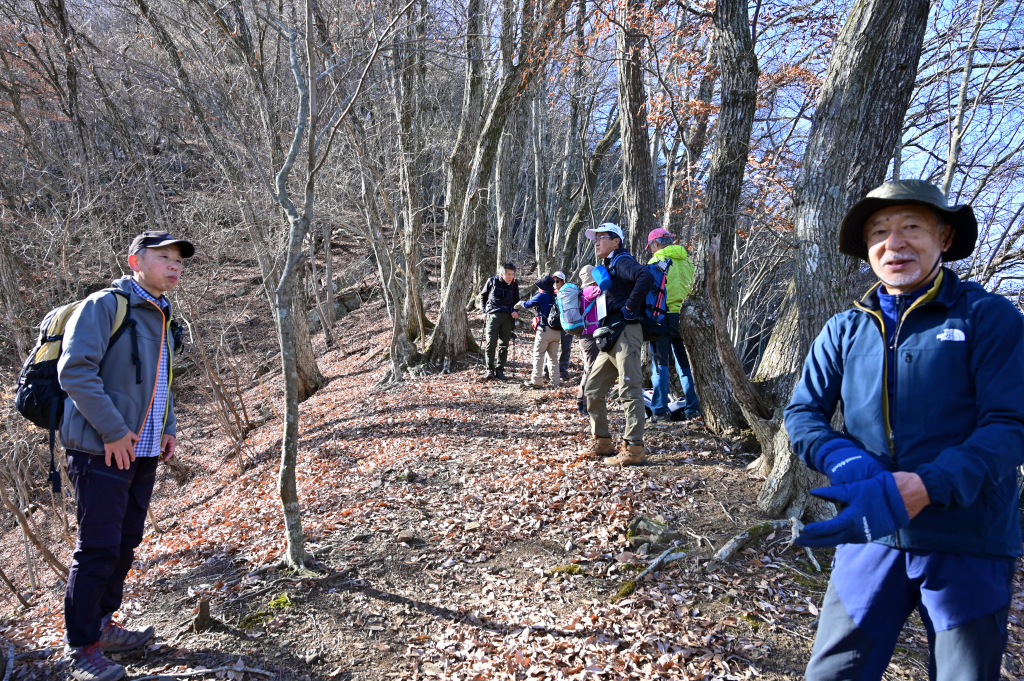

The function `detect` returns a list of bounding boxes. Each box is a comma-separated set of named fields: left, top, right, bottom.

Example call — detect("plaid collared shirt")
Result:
left=131, top=280, right=170, bottom=458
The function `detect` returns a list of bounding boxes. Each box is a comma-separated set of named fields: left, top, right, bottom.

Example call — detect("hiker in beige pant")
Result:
left=580, top=222, right=654, bottom=467
left=584, top=322, right=645, bottom=444
left=531, top=326, right=561, bottom=388
left=515, top=275, right=560, bottom=389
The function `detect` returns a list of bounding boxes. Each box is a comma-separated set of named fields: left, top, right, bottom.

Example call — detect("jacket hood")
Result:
left=535, top=275, right=556, bottom=294
left=655, top=245, right=689, bottom=261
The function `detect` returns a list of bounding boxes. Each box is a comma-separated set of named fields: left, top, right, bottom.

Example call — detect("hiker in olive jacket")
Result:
left=58, top=231, right=194, bottom=681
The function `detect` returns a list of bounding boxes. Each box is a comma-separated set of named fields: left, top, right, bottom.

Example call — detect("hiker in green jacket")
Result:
left=647, top=228, right=700, bottom=421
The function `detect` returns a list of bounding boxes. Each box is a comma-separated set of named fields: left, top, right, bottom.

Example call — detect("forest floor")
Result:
left=1, top=277, right=1023, bottom=681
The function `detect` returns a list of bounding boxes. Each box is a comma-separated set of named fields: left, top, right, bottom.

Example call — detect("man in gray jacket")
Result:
left=59, top=231, right=194, bottom=681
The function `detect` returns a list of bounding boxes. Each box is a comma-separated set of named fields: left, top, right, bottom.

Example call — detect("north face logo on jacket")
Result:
left=936, top=328, right=966, bottom=341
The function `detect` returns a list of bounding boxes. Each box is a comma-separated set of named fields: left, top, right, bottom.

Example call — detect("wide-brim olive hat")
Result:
left=838, top=179, right=977, bottom=262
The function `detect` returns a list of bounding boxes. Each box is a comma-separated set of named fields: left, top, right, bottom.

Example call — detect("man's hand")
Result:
left=104, top=430, right=138, bottom=470
left=160, top=434, right=177, bottom=463
left=622, top=306, right=638, bottom=321
left=796, top=473, right=910, bottom=547
left=893, top=471, right=930, bottom=519
left=512, top=311, right=518, bottom=319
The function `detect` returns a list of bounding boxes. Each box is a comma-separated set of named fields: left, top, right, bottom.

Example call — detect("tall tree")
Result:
left=617, top=0, right=659, bottom=257
left=422, top=0, right=571, bottom=367
left=677, top=0, right=757, bottom=436
left=711, top=0, right=933, bottom=520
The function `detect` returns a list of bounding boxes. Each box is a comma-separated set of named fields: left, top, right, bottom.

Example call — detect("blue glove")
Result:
left=815, top=439, right=887, bottom=485
left=796, top=473, right=910, bottom=548
left=622, top=306, right=639, bottom=321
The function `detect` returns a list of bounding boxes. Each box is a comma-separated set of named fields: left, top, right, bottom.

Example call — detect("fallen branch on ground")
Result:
left=132, top=665, right=273, bottom=680
left=686, top=529, right=714, bottom=549
left=712, top=518, right=822, bottom=571
left=713, top=520, right=794, bottom=563
left=613, top=543, right=687, bottom=601
left=0, top=566, right=30, bottom=608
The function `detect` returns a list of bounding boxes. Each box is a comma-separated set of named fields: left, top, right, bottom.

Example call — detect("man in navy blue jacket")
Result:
left=785, top=180, right=1024, bottom=680
left=581, top=223, right=654, bottom=466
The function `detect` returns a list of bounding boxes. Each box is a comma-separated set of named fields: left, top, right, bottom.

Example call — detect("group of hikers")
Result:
left=12, top=178, right=1023, bottom=680
left=478, top=224, right=702, bottom=467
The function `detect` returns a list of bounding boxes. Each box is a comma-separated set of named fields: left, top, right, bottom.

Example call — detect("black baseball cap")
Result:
left=129, top=231, right=196, bottom=259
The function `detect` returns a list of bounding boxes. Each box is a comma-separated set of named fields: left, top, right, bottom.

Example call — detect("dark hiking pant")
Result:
left=806, top=543, right=1015, bottom=681
left=559, top=331, right=573, bottom=376
left=484, top=312, right=514, bottom=371
left=65, top=450, right=158, bottom=647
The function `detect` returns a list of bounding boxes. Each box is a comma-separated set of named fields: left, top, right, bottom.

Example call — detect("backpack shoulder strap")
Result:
left=108, top=290, right=132, bottom=345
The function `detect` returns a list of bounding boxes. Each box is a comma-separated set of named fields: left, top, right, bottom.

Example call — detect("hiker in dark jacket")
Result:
left=479, top=262, right=520, bottom=380
left=581, top=223, right=654, bottom=466
left=785, top=180, right=1024, bottom=681
left=515, top=275, right=560, bottom=389
left=59, top=231, right=194, bottom=681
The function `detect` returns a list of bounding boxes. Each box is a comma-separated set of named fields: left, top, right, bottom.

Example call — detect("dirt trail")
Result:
left=2, top=306, right=1022, bottom=680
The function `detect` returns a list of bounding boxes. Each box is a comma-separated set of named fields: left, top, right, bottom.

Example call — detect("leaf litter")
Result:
left=1, top=297, right=1022, bottom=681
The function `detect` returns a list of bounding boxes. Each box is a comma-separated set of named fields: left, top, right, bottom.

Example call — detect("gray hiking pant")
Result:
left=576, top=335, right=600, bottom=409
left=484, top=312, right=514, bottom=371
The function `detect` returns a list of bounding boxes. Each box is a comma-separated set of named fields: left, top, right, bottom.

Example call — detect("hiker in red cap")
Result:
left=646, top=228, right=699, bottom=421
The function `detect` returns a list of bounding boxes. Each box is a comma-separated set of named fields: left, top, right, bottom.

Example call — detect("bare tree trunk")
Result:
left=678, top=0, right=758, bottom=437
left=323, top=222, right=335, bottom=329
left=0, top=231, right=31, bottom=360
left=391, top=2, right=429, bottom=342
left=561, top=112, right=621, bottom=271
left=496, top=100, right=528, bottom=268
left=422, top=0, right=569, bottom=367
left=941, top=0, right=987, bottom=196
left=440, top=0, right=484, bottom=288
left=617, top=0, right=658, bottom=256
left=531, top=85, right=551, bottom=275
left=747, top=0, right=931, bottom=518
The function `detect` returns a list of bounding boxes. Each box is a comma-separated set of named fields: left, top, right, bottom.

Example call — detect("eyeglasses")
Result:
left=594, top=234, right=616, bottom=242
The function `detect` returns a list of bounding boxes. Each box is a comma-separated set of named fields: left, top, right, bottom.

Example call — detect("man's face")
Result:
left=129, top=245, right=184, bottom=296
left=865, top=205, right=952, bottom=294
left=501, top=269, right=515, bottom=284
left=553, top=278, right=564, bottom=291
left=594, top=233, right=619, bottom=259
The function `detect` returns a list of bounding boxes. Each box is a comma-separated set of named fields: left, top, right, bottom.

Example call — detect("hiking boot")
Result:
left=479, top=369, right=496, bottom=381
left=604, top=443, right=648, bottom=467
left=66, top=643, right=126, bottom=681
left=581, top=436, right=614, bottom=458
left=522, top=381, right=543, bottom=390
left=99, top=617, right=154, bottom=652
left=495, top=369, right=507, bottom=380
